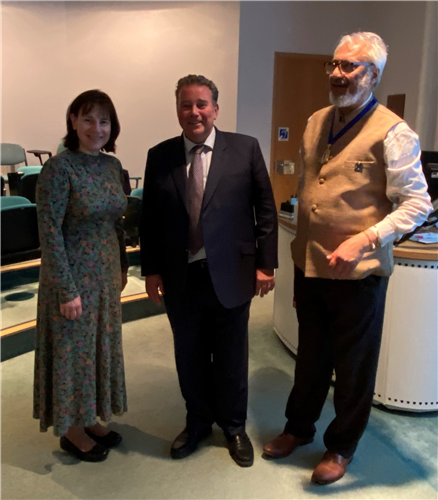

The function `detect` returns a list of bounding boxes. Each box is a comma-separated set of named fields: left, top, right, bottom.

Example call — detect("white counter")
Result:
left=274, top=220, right=438, bottom=412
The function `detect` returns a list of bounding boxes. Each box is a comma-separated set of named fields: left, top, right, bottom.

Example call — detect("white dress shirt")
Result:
left=332, top=95, right=433, bottom=247
left=183, top=127, right=216, bottom=263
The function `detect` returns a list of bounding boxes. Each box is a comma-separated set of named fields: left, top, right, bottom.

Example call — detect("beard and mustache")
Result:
left=329, top=71, right=373, bottom=108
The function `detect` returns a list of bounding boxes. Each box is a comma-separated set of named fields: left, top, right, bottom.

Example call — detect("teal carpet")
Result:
left=2, top=294, right=437, bottom=499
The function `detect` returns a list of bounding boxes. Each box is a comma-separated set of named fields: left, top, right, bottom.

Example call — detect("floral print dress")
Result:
left=33, top=149, right=129, bottom=436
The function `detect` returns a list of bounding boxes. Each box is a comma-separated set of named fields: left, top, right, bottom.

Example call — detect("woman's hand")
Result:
left=60, top=296, right=82, bottom=320
left=121, top=272, right=128, bottom=291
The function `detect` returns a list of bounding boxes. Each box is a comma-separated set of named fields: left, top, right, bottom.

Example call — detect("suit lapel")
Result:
left=170, top=135, right=188, bottom=212
left=203, top=129, right=227, bottom=211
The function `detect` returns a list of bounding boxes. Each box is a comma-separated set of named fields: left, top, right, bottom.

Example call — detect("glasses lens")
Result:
left=339, top=61, right=356, bottom=73
left=324, top=62, right=335, bottom=74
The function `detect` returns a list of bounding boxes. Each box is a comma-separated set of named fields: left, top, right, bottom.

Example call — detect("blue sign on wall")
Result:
left=278, top=127, right=289, bottom=141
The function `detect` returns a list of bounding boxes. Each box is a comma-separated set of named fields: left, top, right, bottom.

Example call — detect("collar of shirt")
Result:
left=334, top=93, right=374, bottom=126
left=183, top=127, right=216, bottom=156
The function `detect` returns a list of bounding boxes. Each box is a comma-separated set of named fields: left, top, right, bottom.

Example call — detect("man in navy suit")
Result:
left=140, top=74, right=278, bottom=467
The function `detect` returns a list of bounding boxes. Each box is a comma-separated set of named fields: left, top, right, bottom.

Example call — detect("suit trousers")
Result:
left=284, top=265, right=389, bottom=458
left=164, top=260, right=251, bottom=437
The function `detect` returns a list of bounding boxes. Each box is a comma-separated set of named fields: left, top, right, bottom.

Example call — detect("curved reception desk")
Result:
left=274, top=219, right=438, bottom=412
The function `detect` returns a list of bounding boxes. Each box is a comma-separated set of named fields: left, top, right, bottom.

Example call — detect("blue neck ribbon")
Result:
left=328, top=95, right=378, bottom=146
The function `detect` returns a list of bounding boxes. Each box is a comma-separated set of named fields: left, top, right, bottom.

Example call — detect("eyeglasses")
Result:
left=324, top=60, right=374, bottom=75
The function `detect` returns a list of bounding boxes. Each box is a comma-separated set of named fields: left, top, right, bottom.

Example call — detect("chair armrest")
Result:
left=27, top=150, right=52, bottom=166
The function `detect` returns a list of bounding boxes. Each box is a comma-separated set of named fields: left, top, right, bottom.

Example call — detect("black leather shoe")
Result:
left=85, top=429, right=122, bottom=448
left=227, top=431, right=254, bottom=467
left=171, top=427, right=212, bottom=459
left=60, top=436, right=109, bottom=462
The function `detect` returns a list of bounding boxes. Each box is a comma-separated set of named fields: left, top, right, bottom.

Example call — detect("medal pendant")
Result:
left=321, top=144, right=332, bottom=165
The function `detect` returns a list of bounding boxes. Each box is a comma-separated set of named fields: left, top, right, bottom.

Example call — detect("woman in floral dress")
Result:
left=34, top=90, right=129, bottom=462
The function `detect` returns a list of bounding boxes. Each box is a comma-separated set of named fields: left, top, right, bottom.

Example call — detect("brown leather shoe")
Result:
left=263, top=432, right=313, bottom=459
left=311, top=451, right=353, bottom=485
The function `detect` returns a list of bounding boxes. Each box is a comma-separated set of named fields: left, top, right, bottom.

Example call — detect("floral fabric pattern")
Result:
left=33, top=149, right=128, bottom=436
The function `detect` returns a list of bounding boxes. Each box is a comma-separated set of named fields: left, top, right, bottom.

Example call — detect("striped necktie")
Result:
left=188, top=145, right=204, bottom=254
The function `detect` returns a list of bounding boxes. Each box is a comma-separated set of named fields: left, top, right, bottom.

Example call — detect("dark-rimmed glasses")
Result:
left=324, top=60, right=374, bottom=75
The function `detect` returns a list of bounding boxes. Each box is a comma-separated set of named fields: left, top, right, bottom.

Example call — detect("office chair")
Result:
left=17, top=166, right=43, bottom=175
left=1, top=203, right=40, bottom=264
left=130, top=188, right=143, bottom=198
left=121, top=169, right=132, bottom=195
left=1, top=143, right=28, bottom=172
left=27, top=149, right=52, bottom=165
left=19, top=173, right=39, bottom=203
left=0, top=196, right=32, bottom=209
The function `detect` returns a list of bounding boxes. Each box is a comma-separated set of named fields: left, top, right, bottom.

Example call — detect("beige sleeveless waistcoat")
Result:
left=291, top=103, right=403, bottom=279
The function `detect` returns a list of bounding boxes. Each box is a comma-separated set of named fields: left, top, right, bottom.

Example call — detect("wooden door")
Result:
left=270, top=52, right=331, bottom=209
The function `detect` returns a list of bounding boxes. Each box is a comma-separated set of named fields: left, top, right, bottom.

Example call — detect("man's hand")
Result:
left=327, top=231, right=376, bottom=279
left=121, top=272, right=128, bottom=292
left=146, top=274, right=164, bottom=305
left=60, top=295, right=82, bottom=320
left=255, top=269, right=275, bottom=297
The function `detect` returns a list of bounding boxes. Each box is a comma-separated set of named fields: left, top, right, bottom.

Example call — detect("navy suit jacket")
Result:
left=140, top=128, right=278, bottom=308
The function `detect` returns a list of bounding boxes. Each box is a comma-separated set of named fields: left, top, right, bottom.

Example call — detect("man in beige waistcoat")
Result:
left=264, top=32, right=433, bottom=484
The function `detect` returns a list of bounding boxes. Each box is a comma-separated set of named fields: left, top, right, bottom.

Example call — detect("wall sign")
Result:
left=278, top=127, right=289, bottom=141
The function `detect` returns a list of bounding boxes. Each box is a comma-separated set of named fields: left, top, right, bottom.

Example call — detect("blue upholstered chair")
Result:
left=0, top=196, right=32, bottom=209
left=130, top=188, right=143, bottom=198
left=1, top=201, right=40, bottom=264
left=17, top=166, right=42, bottom=175
left=0, top=143, right=28, bottom=171
left=121, top=169, right=132, bottom=195
left=18, top=173, right=39, bottom=203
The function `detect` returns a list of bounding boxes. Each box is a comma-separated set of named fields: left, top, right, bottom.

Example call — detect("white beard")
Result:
left=329, top=92, right=364, bottom=108
left=329, top=72, right=373, bottom=109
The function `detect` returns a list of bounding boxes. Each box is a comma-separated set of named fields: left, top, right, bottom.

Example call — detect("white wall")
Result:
left=1, top=1, right=240, bottom=178
left=415, top=2, right=438, bottom=151
left=2, top=1, right=433, bottom=177
left=236, top=2, right=429, bottom=165
left=352, top=2, right=427, bottom=132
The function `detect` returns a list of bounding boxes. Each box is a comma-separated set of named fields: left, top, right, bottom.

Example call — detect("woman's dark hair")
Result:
left=63, top=90, right=120, bottom=153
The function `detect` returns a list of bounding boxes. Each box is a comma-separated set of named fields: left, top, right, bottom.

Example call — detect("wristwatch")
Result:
left=373, top=226, right=382, bottom=248
left=365, top=228, right=381, bottom=251
left=365, top=231, right=376, bottom=251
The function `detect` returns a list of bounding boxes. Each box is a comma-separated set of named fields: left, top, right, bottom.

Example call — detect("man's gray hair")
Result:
left=335, top=32, right=388, bottom=85
left=175, top=75, right=219, bottom=104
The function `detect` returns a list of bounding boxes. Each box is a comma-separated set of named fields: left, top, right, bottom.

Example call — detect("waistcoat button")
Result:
left=319, top=177, right=325, bottom=184
left=311, top=204, right=317, bottom=212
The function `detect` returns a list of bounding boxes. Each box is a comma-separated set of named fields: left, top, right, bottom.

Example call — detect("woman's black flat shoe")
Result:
left=60, top=436, right=109, bottom=462
left=84, top=429, right=122, bottom=448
